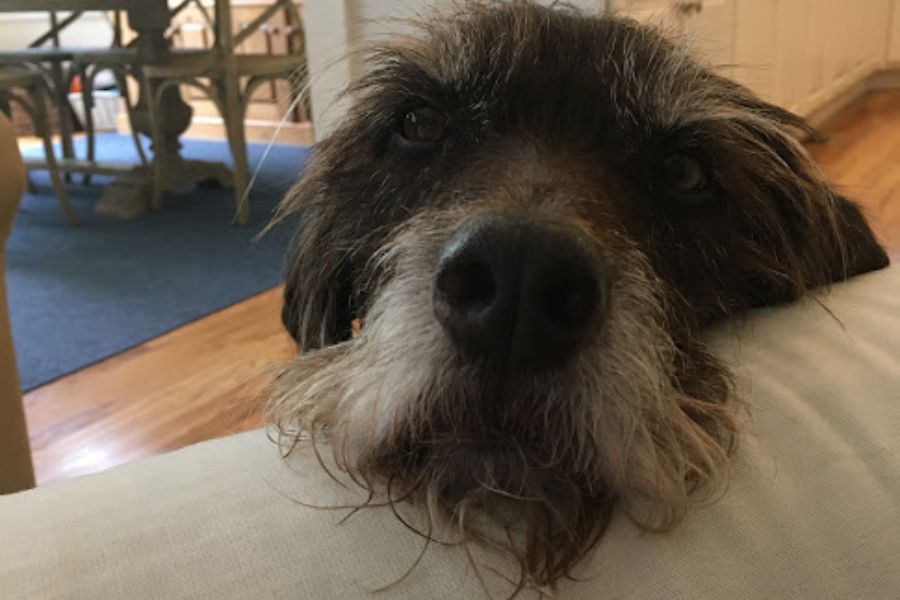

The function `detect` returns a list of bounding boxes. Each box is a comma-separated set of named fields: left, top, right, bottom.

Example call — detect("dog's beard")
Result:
left=268, top=208, right=738, bottom=591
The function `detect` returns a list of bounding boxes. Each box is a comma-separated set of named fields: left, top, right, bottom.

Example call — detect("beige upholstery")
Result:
left=0, top=112, right=34, bottom=494
left=0, top=263, right=898, bottom=598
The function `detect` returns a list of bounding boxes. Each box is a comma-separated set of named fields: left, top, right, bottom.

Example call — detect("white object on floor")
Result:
left=68, top=89, right=122, bottom=132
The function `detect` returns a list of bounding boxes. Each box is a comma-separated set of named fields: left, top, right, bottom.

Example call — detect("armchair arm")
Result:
left=0, top=111, right=34, bottom=494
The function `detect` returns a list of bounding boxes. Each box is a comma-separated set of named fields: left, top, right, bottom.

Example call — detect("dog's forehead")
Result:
left=378, top=6, right=711, bottom=131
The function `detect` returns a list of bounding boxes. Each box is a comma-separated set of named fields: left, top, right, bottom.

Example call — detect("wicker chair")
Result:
left=0, top=11, right=147, bottom=183
left=0, top=12, right=83, bottom=169
left=0, top=67, right=77, bottom=224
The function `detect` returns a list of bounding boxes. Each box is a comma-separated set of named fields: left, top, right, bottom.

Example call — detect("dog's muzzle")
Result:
left=433, top=211, right=609, bottom=368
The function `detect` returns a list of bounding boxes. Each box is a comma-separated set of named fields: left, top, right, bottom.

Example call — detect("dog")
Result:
left=267, top=1, right=889, bottom=594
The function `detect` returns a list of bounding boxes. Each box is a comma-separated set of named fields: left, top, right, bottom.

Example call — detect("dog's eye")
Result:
left=658, top=153, right=708, bottom=194
left=400, top=107, right=449, bottom=145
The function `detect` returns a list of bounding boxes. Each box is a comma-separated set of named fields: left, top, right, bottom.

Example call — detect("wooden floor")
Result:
left=22, top=90, right=900, bottom=486
left=24, top=288, right=294, bottom=484
left=807, top=91, right=900, bottom=249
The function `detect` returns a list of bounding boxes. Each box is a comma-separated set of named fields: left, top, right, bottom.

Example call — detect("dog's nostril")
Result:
left=543, top=287, right=595, bottom=329
left=437, top=260, right=495, bottom=310
left=538, top=262, right=600, bottom=331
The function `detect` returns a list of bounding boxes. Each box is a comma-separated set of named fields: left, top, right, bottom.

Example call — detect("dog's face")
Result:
left=271, top=1, right=888, bottom=591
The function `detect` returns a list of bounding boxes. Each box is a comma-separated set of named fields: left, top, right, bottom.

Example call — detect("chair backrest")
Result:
left=28, top=11, right=85, bottom=48
left=165, top=0, right=242, bottom=57
left=217, top=0, right=305, bottom=57
left=28, top=10, right=123, bottom=52
left=164, top=1, right=305, bottom=61
left=167, top=0, right=215, bottom=41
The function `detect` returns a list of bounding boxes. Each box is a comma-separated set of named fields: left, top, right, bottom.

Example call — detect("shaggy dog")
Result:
left=268, top=1, right=889, bottom=594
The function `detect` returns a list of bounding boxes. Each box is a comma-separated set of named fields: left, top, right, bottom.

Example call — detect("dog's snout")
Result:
left=433, top=213, right=608, bottom=367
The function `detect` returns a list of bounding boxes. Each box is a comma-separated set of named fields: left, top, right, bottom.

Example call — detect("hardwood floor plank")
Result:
left=22, top=90, right=900, bottom=486
left=24, top=287, right=294, bottom=485
left=808, top=91, right=900, bottom=250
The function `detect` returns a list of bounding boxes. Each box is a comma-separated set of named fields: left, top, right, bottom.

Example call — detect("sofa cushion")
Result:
left=1, top=265, right=898, bottom=599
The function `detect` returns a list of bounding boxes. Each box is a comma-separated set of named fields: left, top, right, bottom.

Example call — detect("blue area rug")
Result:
left=8, top=133, right=307, bottom=390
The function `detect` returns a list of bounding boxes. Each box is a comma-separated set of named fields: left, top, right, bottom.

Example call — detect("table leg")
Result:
left=94, top=2, right=232, bottom=220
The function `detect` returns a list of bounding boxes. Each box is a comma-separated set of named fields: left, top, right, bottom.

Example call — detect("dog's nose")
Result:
left=433, top=213, right=608, bottom=367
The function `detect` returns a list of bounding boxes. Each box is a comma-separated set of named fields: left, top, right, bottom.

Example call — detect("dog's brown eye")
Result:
left=660, top=154, right=707, bottom=193
left=400, top=107, right=449, bottom=144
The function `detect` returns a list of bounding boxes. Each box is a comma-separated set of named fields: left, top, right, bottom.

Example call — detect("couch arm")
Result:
left=0, top=265, right=898, bottom=599
left=0, top=111, right=34, bottom=494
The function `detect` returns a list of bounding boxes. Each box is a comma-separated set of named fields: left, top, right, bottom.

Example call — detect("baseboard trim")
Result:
left=181, top=116, right=314, bottom=146
left=801, top=66, right=900, bottom=128
left=115, top=113, right=314, bottom=146
left=868, top=66, right=900, bottom=90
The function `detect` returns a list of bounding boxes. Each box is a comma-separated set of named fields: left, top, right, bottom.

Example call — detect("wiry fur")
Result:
left=268, top=1, right=889, bottom=595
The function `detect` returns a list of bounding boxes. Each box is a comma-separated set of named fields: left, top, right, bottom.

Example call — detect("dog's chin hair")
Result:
left=268, top=208, right=739, bottom=593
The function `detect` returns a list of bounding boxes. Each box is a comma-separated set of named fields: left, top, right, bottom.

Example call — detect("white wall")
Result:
left=611, top=0, right=896, bottom=120
left=731, top=0, right=892, bottom=117
left=0, top=12, right=113, bottom=51
left=732, top=0, right=774, bottom=100
left=890, top=0, right=900, bottom=63
left=302, top=1, right=355, bottom=141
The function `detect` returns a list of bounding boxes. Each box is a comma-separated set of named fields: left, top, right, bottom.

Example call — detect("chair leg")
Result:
left=81, top=65, right=96, bottom=185
left=29, top=85, right=78, bottom=225
left=50, top=61, right=75, bottom=183
left=220, top=77, right=250, bottom=225
left=117, top=70, right=148, bottom=166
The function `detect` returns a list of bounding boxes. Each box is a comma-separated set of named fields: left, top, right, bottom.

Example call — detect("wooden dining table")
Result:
left=1, top=0, right=232, bottom=218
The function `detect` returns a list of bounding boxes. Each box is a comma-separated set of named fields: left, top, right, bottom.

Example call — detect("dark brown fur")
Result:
left=269, top=2, right=889, bottom=595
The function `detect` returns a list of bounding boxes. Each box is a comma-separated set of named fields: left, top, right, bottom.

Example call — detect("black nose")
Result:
left=433, top=212, right=608, bottom=367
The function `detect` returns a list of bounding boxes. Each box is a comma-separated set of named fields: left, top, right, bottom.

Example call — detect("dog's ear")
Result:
left=750, top=168, right=889, bottom=306
left=282, top=255, right=354, bottom=347
left=763, top=140, right=890, bottom=290
left=279, top=199, right=357, bottom=349
left=818, top=193, right=890, bottom=282
left=721, top=85, right=890, bottom=301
